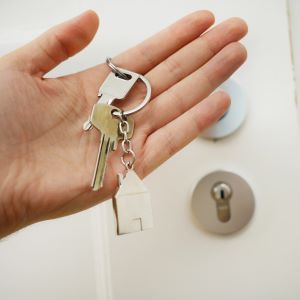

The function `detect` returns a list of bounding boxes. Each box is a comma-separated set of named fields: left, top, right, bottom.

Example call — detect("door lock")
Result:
left=191, top=171, right=255, bottom=235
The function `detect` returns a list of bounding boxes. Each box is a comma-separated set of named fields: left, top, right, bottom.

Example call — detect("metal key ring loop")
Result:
left=121, top=149, right=136, bottom=170
left=106, top=57, right=128, bottom=80
left=106, top=57, right=152, bottom=117
left=118, top=73, right=152, bottom=116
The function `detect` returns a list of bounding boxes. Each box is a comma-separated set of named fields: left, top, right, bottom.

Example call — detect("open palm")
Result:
left=0, top=10, right=247, bottom=237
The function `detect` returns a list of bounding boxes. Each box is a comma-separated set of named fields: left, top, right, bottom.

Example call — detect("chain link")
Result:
left=118, top=113, right=136, bottom=171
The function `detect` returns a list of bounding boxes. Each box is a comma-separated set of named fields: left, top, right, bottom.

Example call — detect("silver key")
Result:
left=90, top=103, right=121, bottom=191
left=98, top=68, right=140, bottom=103
left=83, top=69, right=140, bottom=131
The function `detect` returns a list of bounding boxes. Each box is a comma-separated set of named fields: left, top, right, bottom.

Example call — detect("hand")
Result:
left=0, top=10, right=247, bottom=237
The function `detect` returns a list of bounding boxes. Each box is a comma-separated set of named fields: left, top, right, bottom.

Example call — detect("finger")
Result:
left=146, top=17, right=247, bottom=99
left=140, top=91, right=230, bottom=177
left=8, top=10, right=99, bottom=76
left=79, top=15, right=246, bottom=112
left=140, top=42, right=247, bottom=133
left=82, top=10, right=215, bottom=81
left=113, top=10, right=215, bottom=73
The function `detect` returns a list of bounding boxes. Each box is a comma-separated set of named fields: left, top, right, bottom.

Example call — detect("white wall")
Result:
left=288, top=0, right=300, bottom=111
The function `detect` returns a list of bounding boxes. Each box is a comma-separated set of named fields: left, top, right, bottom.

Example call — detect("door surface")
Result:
left=1, top=1, right=300, bottom=300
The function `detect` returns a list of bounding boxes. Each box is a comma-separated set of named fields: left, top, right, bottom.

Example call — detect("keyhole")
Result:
left=211, top=182, right=232, bottom=223
left=220, top=189, right=225, bottom=199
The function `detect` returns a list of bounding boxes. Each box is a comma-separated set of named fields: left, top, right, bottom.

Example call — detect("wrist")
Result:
left=0, top=161, right=28, bottom=238
left=0, top=194, right=29, bottom=239
left=0, top=202, right=18, bottom=239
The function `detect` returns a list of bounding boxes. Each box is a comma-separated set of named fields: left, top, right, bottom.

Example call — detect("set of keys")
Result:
left=83, top=58, right=153, bottom=235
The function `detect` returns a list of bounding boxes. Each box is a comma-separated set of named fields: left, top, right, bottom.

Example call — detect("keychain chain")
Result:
left=118, top=112, right=136, bottom=172
left=114, top=110, right=153, bottom=235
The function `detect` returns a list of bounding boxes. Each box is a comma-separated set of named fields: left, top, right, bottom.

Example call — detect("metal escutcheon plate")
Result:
left=191, top=170, right=255, bottom=235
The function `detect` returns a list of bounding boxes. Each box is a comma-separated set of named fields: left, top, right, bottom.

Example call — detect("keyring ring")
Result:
left=116, top=71, right=151, bottom=116
left=106, top=57, right=128, bottom=80
left=107, top=58, right=152, bottom=116
left=106, top=58, right=152, bottom=117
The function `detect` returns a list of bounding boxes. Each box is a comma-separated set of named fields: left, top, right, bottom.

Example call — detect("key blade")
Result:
left=90, top=103, right=121, bottom=191
left=92, top=134, right=111, bottom=191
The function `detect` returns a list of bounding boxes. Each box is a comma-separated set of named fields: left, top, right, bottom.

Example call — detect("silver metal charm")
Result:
left=113, top=170, right=153, bottom=235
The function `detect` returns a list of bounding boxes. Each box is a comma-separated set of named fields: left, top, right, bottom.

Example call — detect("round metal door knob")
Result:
left=191, top=171, right=255, bottom=235
left=201, top=80, right=247, bottom=140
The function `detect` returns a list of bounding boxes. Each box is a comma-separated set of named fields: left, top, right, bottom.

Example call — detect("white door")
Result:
left=1, top=1, right=300, bottom=299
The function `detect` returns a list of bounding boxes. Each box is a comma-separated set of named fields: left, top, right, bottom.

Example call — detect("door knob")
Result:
left=201, top=80, right=247, bottom=140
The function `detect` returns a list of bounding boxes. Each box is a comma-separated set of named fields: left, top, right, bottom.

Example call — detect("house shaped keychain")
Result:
left=113, top=170, right=154, bottom=235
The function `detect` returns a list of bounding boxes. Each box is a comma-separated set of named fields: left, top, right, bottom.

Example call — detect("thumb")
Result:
left=9, top=10, right=99, bottom=76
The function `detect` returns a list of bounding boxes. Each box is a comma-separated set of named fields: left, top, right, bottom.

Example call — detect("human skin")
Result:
left=0, top=10, right=247, bottom=238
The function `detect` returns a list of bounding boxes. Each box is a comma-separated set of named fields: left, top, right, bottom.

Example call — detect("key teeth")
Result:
left=111, top=140, right=117, bottom=151
left=92, top=173, right=105, bottom=191
left=92, top=185, right=101, bottom=192
left=83, top=120, right=93, bottom=131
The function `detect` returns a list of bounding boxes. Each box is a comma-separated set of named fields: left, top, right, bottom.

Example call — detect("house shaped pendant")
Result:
left=113, top=170, right=154, bottom=235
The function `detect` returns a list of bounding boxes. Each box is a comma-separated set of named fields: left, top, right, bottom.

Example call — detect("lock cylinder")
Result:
left=211, top=182, right=232, bottom=223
